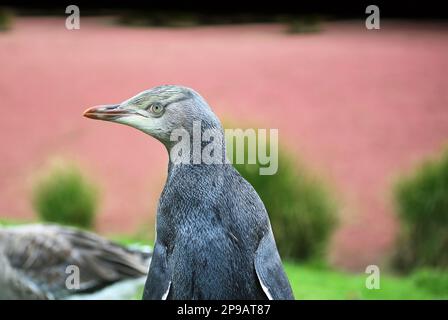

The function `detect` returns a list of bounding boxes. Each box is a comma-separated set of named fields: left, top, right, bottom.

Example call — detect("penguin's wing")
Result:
left=142, top=242, right=171, bottom=300
left=254, top=229, right=295, bottom=300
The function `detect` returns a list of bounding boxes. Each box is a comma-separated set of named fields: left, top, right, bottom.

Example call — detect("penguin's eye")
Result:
left=149, top=104, right=164, bottom=116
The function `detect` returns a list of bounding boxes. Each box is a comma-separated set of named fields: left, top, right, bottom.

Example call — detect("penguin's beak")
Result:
left=83, top=104, right=135, bottom=121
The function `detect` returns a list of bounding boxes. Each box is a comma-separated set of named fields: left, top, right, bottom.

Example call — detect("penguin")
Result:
left=84, top=85, right=294, bottom=300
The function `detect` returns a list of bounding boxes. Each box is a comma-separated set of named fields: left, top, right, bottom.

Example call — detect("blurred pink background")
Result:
left=1, top=17, right=447, bottom=270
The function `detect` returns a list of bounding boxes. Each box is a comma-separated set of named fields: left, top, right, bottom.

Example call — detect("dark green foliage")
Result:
left=32, top=161, right=99, bottom=229
left=393, top=148, right=448, bottom=271
left=115, top=11, right=325, bottom=31
left=116, top=11, right=202, bottom=28
left=284, top=15, right=322, bottom=34
left=0, top=7, right=13, bottom=31
left=228, top=132, right=337, bottom=261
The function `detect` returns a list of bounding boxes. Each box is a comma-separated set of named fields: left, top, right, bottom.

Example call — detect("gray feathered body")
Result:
left=144, top=162, right=294, bottom=299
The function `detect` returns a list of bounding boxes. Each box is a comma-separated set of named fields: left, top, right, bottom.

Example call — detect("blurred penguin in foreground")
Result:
left=0, top=224, right=151, bottom=300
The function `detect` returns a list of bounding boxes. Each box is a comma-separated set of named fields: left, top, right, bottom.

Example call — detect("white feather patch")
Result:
left=162, top=281, right=171, bottom=300
left=256, top=273, right=273, bottom=300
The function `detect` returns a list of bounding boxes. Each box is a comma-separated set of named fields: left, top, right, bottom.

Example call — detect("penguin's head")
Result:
left=84, top=85, right=222, bottom=147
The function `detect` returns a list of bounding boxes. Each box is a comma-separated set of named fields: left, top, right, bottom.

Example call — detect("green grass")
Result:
left=109, top=234, right=154, bottom=248
left=130, top=262, right=447, bottom=300
left=0, top=218, right=31, bottom=226
left=1, top=218, right=445, bottom=300
left=284, top=263, right=448, bottom=300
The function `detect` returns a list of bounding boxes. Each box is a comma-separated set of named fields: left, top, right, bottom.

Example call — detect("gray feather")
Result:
left=0, top=224, right=151, bottom=299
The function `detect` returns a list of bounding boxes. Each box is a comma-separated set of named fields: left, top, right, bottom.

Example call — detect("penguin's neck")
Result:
left=165, top=125, right=228, bottom=175
left=162, top=138, right=229, bottom=212
left=157, top=162, right=225, bottom=228
left=158, top=124, right=230, bottom=217
left=165, top=157, right=229, bottom=193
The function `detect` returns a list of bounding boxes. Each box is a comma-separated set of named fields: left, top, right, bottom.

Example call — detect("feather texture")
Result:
left=0, top=224, right=151, bottom=299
